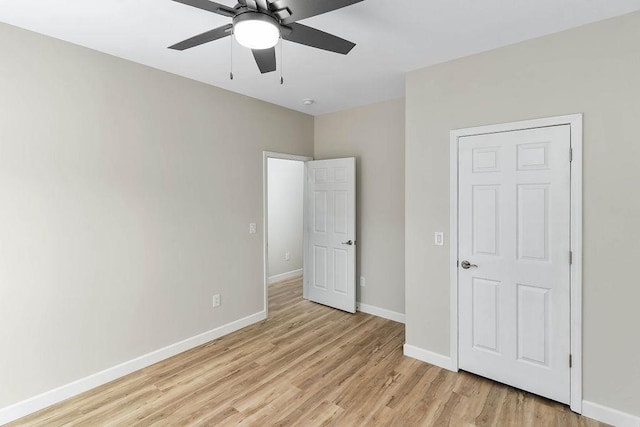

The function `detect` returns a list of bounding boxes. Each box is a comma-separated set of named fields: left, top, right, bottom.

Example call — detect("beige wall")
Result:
left=315, top=99, right=405, bottom=314
left=267, top=158, right=304, bottom=278
left=0, top=23, right=313, bottom=408
left=405, top=11, right=640, bottom=416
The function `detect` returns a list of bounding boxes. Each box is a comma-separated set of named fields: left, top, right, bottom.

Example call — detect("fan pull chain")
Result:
left=280, top=37, right=284, bottom=85
left=230, top=33, right=234, bottom=81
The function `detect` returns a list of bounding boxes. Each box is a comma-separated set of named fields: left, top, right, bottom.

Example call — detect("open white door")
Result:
left=303, top=158, right=356, bottom=313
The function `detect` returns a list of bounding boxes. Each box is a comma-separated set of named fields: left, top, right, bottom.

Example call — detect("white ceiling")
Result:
left=2, top=0, right=640, bottom=115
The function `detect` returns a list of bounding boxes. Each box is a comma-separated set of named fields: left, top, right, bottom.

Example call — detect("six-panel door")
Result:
left=304, top=158, right=356, bottom=313
left=458, top=126, right=571, bottom=404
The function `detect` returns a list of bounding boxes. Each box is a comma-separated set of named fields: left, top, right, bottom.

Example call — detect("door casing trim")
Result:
left=263, top=151, right=313, bottom=318
left=449, top=114, right=583, bottom=413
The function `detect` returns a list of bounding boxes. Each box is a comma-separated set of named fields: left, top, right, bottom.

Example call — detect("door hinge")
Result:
left=569, top=147, right=573, bottom=162
left=569, top=251, right=573, bottom=265
left=569, top=354, right=573, bottom=368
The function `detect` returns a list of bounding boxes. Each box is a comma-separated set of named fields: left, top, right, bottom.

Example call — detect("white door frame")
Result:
left=449, top=114, right=583, bottom=413
left=263, top=151, right=313, bottom=317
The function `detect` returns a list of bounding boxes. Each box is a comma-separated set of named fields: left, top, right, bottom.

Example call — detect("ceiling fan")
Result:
left=169, top=0, right=364, bottom=74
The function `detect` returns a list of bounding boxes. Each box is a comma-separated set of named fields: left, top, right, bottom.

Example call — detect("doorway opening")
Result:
left=263, top=152, right=312, bottom=317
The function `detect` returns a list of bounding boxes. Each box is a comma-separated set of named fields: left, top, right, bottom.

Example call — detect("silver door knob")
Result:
left=341, top=240, right=354, bottom=246
left=461, top=260, right=478, bottom=269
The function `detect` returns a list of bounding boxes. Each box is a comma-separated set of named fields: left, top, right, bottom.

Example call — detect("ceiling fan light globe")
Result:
left=234, top=14, right=280, bottom=50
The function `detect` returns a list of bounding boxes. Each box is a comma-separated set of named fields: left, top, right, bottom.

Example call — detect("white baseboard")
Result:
left=582, top=401, right=640, bottom=427
left=0, top=310, right=266, bottom=426
left=403, top=344, right=456, bottom=372
left=357, top=303, right=405, bottom=324
left=268, top=269, right=303, bottom=285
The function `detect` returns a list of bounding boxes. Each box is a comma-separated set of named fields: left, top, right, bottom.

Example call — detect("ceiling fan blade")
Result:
left=282, top=23, right=355, bottom=54
left=171, top=0, right=237, bottom=17
left=255, top=0, right=269, bottom=12
left=252, top=48, right=277, bottom=73
left=169, top=24, right=233, bottom=50
left=273, top=0, right=364, bottom=24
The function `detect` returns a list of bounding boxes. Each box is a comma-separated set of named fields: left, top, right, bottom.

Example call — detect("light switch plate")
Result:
left=249, top=223, right=257, bottom=234
left=435, top=232, right=444, bottom=246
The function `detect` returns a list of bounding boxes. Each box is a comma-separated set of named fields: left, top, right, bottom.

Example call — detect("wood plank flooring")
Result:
left=11, top=277, right=605, bottom=426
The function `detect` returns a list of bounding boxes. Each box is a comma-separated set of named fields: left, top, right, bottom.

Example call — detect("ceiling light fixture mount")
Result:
left=233, top=12, right=280, bottom=50
left=303, top=99, right=315, bottom=105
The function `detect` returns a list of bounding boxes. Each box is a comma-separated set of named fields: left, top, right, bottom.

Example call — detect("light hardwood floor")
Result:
left=12, top=277, right=605, bottom=426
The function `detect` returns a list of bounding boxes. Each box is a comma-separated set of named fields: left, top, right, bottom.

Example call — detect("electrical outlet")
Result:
left=285, top=252, right=290, bottom=261
left=212, top=294, right=221, bottom=307
left=249, top=223, right=257, bottom=234
left=360, top=276, right=366, bottom=287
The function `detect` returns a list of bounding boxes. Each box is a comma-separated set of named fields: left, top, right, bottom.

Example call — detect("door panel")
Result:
left=313, top=191, right=327, bottom=232
left=334, top=191, right=348, bottom=234
left=472, top=277, right=500, bottom=354
left=516, top=283, right=549, bottom=366
left=517, top=184, right=549, bottom=261
left=313, top=246, right=327, bottom=289
left=458, top=125, right=571, bottom=404
left=304, top=158, right=356, bottom=313
left=472, top=185, right=499, bottom=256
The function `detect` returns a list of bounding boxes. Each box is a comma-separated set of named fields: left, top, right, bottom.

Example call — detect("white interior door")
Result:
left=303, top=158, right=356, bottom=313
left=458, top=125, right=571, bottom=404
